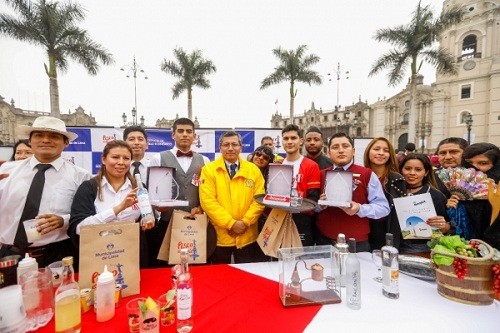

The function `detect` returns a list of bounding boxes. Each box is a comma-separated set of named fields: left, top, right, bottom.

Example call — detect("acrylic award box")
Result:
left=278, top=245, right=341, bottom=307
left=263, top=164, right=294, bottom=207
left=317, top=170, right=353, bottom=207
left=146, top=166, right=188, bottom=207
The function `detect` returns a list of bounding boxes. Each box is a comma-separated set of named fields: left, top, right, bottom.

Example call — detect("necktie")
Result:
left=334, top=167, right=344, bottom=171
left=229, top=164, right=237, bottom=179
left=176, top=150, right=193, bottom=157
left=14, top=164, right=52, bottom=248
left=132, top=161, right=141, bottom=176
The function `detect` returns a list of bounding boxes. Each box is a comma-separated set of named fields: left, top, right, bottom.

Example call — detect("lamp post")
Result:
left=336, top=117, right=341, bottom=134
left=121, top=56, right=147, bottom=125
left=353, top=116, right=358, bottom=137
left=328, top=62, right=349, bottom=110
left=465, top=112, right=473, bottom=144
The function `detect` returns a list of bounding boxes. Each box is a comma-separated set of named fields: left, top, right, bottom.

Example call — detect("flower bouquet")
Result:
left=435, top=167, right=495, bottom=200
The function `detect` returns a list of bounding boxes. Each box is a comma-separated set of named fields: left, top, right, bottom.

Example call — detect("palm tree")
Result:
left=0, top=0, right=114, bottom=118
left=160, top=48, right=217, bottom=120
left=369, top=1, right=464, bottom=145
left=260, top=45, right=322, bottom=123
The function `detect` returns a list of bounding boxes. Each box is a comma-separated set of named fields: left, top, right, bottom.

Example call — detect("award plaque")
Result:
left=318, top=170, right=353, bottom=207
left=147, top=167, right=188, bottom=206
left=263, top=164, right=294, bottom=207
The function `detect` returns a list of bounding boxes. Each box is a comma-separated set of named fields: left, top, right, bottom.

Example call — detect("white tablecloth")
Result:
left=233, top=252, right=499, bottom=333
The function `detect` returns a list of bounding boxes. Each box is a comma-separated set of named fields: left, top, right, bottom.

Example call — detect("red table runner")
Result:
left=37, top=264, right=321, bottom=332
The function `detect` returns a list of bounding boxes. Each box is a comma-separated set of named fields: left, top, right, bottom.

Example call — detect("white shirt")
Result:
left=0, top=156, right=90, bottom=246
left=129, top=156, right=150, bottom=183
left=75, top=176, right=141, bottom=234
left=150, top=147, right=210, bottom=173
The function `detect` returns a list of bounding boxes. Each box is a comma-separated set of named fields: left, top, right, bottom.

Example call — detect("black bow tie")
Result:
left=177, top=150, right=193, bottom=157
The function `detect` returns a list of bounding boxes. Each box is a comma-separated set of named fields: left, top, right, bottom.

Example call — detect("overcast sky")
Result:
left=0, top=0, right=439, bottom=128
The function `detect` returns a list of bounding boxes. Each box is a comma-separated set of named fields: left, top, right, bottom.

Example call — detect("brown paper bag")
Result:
left=79, top=221, right=140, bottom=297
left=161, top=210, right=209, bottom=264
left=157, top=216, right=174, bottom=262
left=283, top=215, right=303, bottom=249
left=257, top=209, right=288, bottom=257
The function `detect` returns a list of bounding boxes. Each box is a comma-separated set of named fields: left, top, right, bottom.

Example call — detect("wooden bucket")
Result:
left=431, top=239, right=496, bottom=305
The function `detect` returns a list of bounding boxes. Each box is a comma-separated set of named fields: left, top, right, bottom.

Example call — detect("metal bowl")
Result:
left=398, top=255, right=436, bottom=281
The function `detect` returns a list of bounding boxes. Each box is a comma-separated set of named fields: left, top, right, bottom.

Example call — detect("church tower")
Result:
left=434, top=0, right=500, bottom=144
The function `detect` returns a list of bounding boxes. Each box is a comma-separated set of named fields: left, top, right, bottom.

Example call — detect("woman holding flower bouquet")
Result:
left=462, top=143, right=500, bottom=249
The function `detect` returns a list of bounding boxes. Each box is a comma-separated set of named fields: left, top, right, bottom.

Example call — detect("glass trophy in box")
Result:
left=263, top=164, right=294, bottom=207
left=278, top=245, right=341, bottom=307
left=146, top=167, right=188, bottom=207
left=318, top=170, right=353, bottom=207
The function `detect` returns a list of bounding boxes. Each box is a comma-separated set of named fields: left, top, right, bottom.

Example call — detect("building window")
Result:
left=460, top=84, right=472, bottom=99
left=402, top=113, right=409, bottom=125
left=299, top=118, right=303, bottom=124
left=459, top=111, right=472, bottom=125
left=274, top=122, right=279, bottom=127
left=460, top=35, right=480, bottom=61
left=405, top=100, right=410, bottom=108
left=323, top=115, right=328, bottom=122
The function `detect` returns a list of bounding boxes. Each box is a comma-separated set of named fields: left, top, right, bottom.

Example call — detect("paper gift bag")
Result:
left=79, top=221, right=140, bottom=297
left=257, top=209, right=288, bottom=257
left=159, top=210, right=209, bottom=264
left=281, top=215, right=302, bottom=249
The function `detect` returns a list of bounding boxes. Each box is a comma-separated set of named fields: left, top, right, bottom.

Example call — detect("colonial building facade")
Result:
left=271, top=0, right=500, bottom=153
left=0, top=96, right=97, bottom=145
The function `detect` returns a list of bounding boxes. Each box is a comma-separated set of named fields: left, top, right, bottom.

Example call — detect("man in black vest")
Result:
left=148, top=118, right=210, bottom=267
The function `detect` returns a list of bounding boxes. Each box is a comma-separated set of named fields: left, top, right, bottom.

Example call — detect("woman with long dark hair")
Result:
left=364, top=137, right=406, bottom=250
left=461, top=142, right=500, bottom=249
left=399, top=153, right=451, bottom=255
left=68, top=140, right=150, bottom=267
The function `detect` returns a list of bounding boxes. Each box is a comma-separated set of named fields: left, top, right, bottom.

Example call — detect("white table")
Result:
left=234, top=252, right=499, bottom=332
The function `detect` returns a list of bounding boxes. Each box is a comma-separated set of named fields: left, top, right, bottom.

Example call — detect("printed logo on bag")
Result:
left=262, top=227, right=273, bottom=247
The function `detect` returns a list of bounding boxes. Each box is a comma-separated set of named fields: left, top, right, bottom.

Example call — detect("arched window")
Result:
left=461, top=35, right=478, bottom=60
left=402, top=113, right=409, bottom=125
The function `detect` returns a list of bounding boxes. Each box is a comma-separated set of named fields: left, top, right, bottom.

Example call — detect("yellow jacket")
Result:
left=200, top=156, right=265, bottom=248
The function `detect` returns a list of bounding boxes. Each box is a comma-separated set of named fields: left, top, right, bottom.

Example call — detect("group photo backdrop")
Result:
left=64, top=127, right=283, bottom=174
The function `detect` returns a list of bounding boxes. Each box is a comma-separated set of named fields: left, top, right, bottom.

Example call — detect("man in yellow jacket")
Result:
left=200, top=131, right=265, bottom=263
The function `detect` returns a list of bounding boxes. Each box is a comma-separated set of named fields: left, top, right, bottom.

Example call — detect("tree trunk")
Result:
left=47, top=54, right=60, bottom=118
left=49, top=76, right=60, bottom=118
left=187, top=88, right=193, bottom=120
left=289, top=82, right=295, bottom=124
left=408, top=74, right=418, bottom=146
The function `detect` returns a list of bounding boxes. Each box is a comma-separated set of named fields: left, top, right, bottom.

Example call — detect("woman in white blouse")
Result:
left=68, top=140, right=149, bottom=267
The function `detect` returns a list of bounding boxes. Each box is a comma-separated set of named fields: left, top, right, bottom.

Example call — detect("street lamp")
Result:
left=465, top=112, right=473, bottom=144
left=353, top=116, right=359, bottom=137
left=121, top=56, right=147, bottom=125
left=328, top=62, right=349, bottom=110
left=336, top=117, right=341, bottom=133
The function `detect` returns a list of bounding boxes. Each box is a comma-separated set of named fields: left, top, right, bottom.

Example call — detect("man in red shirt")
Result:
left=316, top=133, right=389, bottom=252
left=281, top=124, right=320, bottom=246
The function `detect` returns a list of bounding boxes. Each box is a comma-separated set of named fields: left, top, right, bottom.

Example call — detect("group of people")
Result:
left=0, top=116, right=499, bottom=271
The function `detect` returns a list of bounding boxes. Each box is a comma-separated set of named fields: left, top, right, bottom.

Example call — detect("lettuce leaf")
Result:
left=432, top=244, right=455, bottom=266
left=438, top=235, right=466, bottom=250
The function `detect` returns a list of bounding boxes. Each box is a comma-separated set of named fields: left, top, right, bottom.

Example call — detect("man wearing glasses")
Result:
left=200, top=131, right=265, bottom=263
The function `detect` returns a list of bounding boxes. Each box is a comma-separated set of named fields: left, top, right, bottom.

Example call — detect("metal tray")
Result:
left=398, top=255, right=436, bottom=281
left=254, top=194, right=317, bottom=213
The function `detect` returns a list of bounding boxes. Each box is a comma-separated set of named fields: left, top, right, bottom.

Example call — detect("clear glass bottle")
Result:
left=95, top=265, right=115, bottom=322
left=134, top=174, right=155, bottom=229
left=335, top=233, right=349, bottom=287
left=16, top=253, right=38, bottom=283
left=55, top=256, right=81, bottom=333
left=381, top=233, right=400, bottom=299
left=176, top=249, right=193, bottom=333
left=346, top=238, right=361, bottom=309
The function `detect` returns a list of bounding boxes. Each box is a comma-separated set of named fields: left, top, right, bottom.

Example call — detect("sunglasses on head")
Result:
left=254, top=151, right=271, bottom=161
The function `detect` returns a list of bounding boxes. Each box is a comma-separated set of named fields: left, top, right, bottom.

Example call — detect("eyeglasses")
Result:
left=220, top=143, right=241, bottom=149
left=254, top=151, right=270, bottom=161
